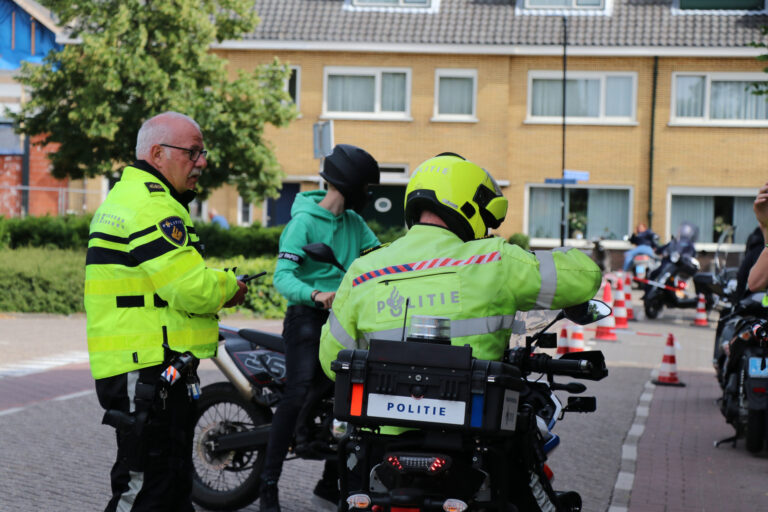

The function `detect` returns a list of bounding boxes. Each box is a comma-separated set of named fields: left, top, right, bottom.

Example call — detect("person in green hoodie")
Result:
left=259, top=144, right=381, bottom=512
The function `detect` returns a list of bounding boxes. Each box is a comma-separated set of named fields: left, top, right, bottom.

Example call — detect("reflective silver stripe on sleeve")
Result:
left=329, top=311, right=358, bottom=349
left=362, top=314, right=518, bottom=343
left=534, top=250, right=557, bottom=309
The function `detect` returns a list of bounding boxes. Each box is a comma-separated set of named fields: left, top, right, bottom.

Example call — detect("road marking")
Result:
left=609, top=368, right=655, bottom=511
left=0, top=389, right=95, bottom=417
left=0, top=351, right=89, bottom=378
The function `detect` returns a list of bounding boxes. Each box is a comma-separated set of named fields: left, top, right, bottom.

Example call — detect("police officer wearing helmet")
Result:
left=85, top=111, right=247, bottom=511
left=259, top=144, right=381, bottom=512
left=318, top=153, right=602, bottom=511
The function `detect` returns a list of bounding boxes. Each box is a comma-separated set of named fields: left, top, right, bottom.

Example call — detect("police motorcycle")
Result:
left=331, top=300, right=610, bottom=512
left=190, top=243, right=348, bottom=511
left=639, top=222, right=706, bottom=319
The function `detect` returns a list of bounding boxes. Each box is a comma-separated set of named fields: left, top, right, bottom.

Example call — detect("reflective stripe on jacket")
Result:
left=319, top=224, right=602, bottom=380
left=85, top=163, right=238, bottom=379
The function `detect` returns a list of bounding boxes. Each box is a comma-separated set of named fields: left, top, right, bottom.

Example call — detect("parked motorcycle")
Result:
left=715, top=314, right=768, bottom=453
left=191, top=243, right=345, bottom=511
left=639, top=222, right=706, bottom=319
left=332, top=300, right=610, bottom=512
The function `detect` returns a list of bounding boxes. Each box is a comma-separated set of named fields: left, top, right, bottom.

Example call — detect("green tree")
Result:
left=9, top=0, right=296, bottom=203
left=752, top=26, right=768, bottom=97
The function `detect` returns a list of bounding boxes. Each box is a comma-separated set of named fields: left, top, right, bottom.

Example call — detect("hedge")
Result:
left=0, top=214, right=406, bottom=257
left=0, top=247, right=286, bottom=317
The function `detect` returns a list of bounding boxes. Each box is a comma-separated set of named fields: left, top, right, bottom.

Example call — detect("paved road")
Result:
left=0, top=303, right=766, bottom=511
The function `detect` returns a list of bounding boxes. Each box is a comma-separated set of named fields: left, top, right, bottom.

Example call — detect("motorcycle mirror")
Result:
left=563, top=300, right=612, bottom=325
left=302, top=243, right=347, bottom=273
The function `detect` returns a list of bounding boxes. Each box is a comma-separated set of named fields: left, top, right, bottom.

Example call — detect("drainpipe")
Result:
left=647, top=56, right=658, bottom=230
left=21, top=135, right=30, bottom=217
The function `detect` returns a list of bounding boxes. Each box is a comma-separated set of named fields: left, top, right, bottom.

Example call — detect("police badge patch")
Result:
left=158, top=216, right=188, bottom=247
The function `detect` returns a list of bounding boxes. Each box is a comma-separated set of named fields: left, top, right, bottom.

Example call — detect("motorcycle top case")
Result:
left=331, top=339, right=524, bottom=434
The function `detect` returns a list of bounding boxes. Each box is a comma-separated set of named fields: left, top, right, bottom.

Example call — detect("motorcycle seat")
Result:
left=238, top=329, right=286, bottom=353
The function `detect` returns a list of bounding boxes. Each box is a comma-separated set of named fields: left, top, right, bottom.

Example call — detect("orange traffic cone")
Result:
left=557, top=322, right=570, bottom=354
left=613, top=279, right=629, bottom=329
left=624, top=275, right=635, bottom=321
left=653, top=333, right=685, bottom=386
left=692, top=293, right=708, bottom=327
left=569, top=324, right=585, bottom=352
left=594, top=280, right=618, bottom=341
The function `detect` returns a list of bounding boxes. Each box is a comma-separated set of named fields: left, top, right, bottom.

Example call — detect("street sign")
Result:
left=563, top=169, right=590, bottom=182
left=545, top=178, right=577, bottom=185
left=313, top=120, right=334, bottom=159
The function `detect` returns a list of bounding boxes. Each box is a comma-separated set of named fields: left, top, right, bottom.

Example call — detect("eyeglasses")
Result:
left=160, top=143, right=208, bottom=163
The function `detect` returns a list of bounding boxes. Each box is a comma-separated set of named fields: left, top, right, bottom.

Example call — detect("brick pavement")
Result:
left=629, top=370, right=768, bottom=512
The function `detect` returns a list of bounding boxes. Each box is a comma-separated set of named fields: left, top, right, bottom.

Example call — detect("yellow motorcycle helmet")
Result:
left=404, top=153, right=508, bottom=242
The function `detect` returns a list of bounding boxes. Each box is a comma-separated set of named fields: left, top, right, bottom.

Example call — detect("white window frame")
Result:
left=517, top=0, right=613, bottom=15
left=237, top=195, right=253, bottom=226
left=322, top=66, right=412, bottom=121
left=670, top=72, right=768, bottom=128
left=523, top=183, right=634, bottom=249
left=345, top=0, right=439, bottom=13
left=666, top=186, right=760, bottom=251
left=285, top=65, right=301, bottom=114
left=525, top=0, right=605, bottom=8
left=526, top=70, right=638, bottom=126
left=671, top=0, right=768, bottom=15
left=432, top=68, right=478, bottom=123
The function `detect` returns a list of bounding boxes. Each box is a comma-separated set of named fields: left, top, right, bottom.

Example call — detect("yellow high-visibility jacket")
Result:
left=85, top=161, right=238, bottom=379
left=320, top=224, right=602, bottom=380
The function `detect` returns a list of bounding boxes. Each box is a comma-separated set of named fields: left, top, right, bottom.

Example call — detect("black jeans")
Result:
left=96, top=364, right=197, bottom=512
left=261, top=305, right=336, bottom=483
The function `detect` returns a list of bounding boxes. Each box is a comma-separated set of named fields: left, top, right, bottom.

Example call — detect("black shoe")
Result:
left=259, top=480, right=281, bottom=512
left=312, top=478, right=339, bottom=511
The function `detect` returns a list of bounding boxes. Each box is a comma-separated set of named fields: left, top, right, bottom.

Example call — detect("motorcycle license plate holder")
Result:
left=332, top=339, right=523, bottom=434
left=747, top=357, right=768, bottom=378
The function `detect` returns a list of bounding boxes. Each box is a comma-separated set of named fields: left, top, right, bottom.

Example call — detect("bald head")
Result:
left=136, top=112, right=201, bottom=160
left=136, top=111, right=207, bottom=194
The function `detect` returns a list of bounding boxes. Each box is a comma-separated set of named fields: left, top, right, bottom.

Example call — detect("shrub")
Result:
left=3, top=214, right=92, bottom=250
left=193, top=222, right=283, bottom=258
left=0, top=248, right=85, bottom=314
left=508, top=232, right=530, bottom=251
left=367, top=220, right=406, bottom=245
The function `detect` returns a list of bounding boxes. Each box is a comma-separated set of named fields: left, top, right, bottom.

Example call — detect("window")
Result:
left=672, top=73, right=768, bottom=126
left=528, top=71, right=636, bottom=124
left=669, top=191, right=759, bottom=244
left=527, top=185, right=630, bottom=241
left=525, top=0, right=604, bottom=8
left=354, top=0, right=430, bottom=5
left=238, top=195, right=253, bottom=226
left=324, top=67, right=411, bottom=120
left=0, top=123, right=22, bottom=155
left=678, top=0, right=764, bottom=10
left=433, top=69, right=477, bottom=122
left=285, top=66, right=300, bottom=109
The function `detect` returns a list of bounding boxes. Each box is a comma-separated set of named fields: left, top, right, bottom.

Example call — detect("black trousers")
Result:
left=96, top=364, right=197, bottom=512
left=261, top=305, right=336, bottom=483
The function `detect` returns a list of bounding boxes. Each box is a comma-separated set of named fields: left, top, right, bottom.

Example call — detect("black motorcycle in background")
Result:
left=640, top=222, right=706, bottom=319
left=715, top=314, right=768, bottom=453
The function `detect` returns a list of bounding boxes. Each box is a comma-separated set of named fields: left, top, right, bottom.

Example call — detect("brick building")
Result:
left=0, top=0, right=67, bottom=217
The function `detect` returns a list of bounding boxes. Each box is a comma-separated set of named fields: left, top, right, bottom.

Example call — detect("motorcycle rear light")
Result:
left=385, top=453, right=452, bottom=474
left=347, top=493, right=371, bottom=509
left=543, top=463, right=554, bottom=482
left=677, top=280, right=686, bottom=290
left=753, top=387, right=766, bottom=394
left=442, top=498, right=468, bottom=512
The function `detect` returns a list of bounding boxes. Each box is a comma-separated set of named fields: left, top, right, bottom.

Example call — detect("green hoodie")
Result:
left=274, top=190, right=380, bottom=307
